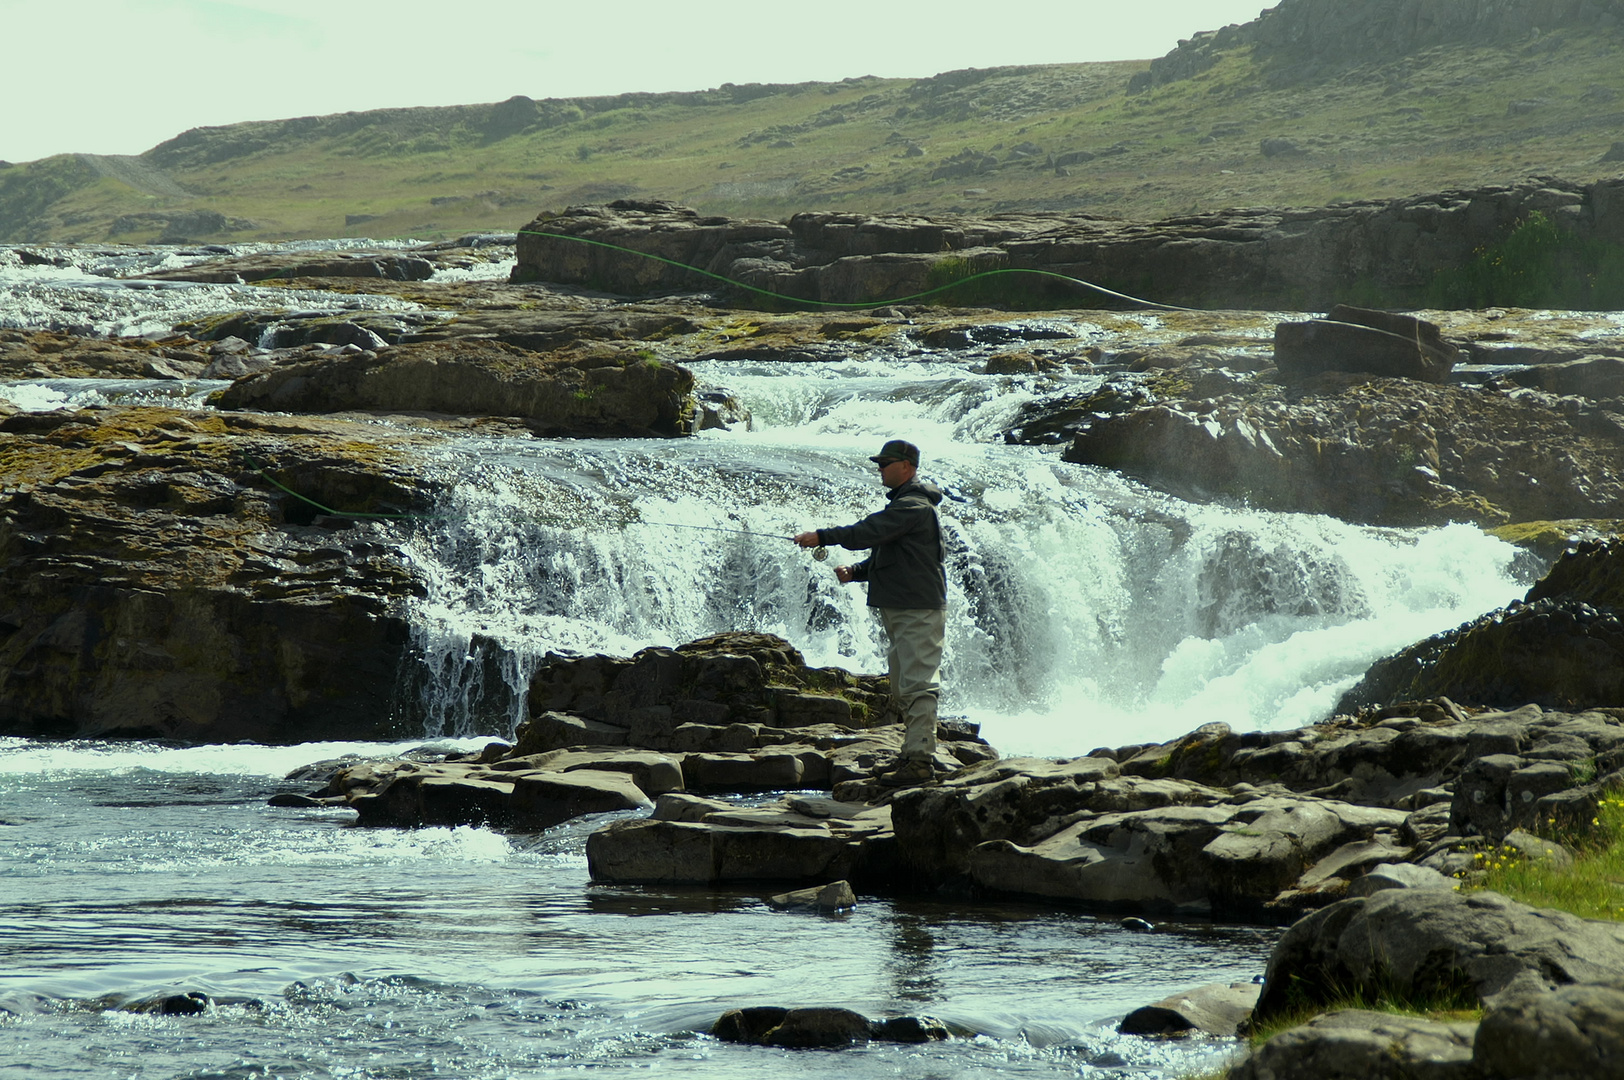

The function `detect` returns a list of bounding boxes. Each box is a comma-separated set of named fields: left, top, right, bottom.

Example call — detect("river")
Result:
left=0, top=240, right=1532, bottom=1077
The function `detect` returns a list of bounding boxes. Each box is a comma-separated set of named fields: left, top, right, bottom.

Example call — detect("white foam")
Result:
left=0, top=737, right=492, bottom=779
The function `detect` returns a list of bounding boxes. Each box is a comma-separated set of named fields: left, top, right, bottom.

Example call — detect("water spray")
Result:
left=242, top=453, right=830, bottom=559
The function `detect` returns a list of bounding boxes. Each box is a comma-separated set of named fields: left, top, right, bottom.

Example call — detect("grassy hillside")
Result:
left=3, top=19, right=1623, bottom=244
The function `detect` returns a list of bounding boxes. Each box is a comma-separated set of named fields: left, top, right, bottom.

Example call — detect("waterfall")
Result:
left=397, top=351, right=1527, bottom=754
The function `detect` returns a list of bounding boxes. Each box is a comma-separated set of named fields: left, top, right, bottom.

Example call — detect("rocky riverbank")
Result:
left=270, top=538, right=1624, bottom=1077
left=511, top=179, right=1624, bottom=311
left=5, top=208, right=1624, bottom=1077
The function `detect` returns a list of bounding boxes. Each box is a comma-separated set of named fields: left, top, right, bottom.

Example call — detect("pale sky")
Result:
left=0, top=0, right=1274, bottom=163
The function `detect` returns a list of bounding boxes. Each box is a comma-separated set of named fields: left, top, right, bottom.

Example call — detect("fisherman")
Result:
left=794, top=439, right=947, bottom=787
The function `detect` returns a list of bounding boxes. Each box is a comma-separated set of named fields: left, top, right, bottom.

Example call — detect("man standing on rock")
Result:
left=794, top=439, right=947, bottom=787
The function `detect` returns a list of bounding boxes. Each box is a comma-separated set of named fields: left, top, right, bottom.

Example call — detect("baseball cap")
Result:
left=869, top=439, right=920, bottom=466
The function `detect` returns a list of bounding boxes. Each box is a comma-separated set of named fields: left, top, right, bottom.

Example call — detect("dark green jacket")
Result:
left=817, top=479, right=946, bottom=610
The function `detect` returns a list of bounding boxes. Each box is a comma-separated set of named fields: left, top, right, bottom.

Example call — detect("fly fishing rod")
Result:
left=241, top=453, right=831, bottom=558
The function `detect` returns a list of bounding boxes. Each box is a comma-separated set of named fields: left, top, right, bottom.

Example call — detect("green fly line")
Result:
left=242, top=228, right=1212, bottom=542
left=241, top=453, right=828, bottom=556
left=514, top=228, right=1200, bottom=312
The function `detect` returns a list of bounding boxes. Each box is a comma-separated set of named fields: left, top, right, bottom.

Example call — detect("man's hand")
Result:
left=793, top=531, right=821, bottom=548
left=834, top=565, right=856, bottom=584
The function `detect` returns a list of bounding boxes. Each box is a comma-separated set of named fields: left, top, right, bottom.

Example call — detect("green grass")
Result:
left=1242, top=994, right=1481, bottom=1050
left=5, top=24, right=1624, bottom=244
left=1422, top=212, right=1624, bottom=309
left=1458, top=788, right=1624, bottom=922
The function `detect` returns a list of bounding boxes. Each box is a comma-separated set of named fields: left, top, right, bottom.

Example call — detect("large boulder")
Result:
left=966, top=792, right=1407, bottom=920
left=1274, top=306, right=1459, bottom=384
left=1062, top=369, right=1624, bottom=527
left=214, top=340, right=697, bottom=438
left=1229, top=1009, right=1479, bottom=1080
left=518, top=632, right=933, bottom=753
left=1252, top=888, right=1624, bottom=1017
left=1474, top=983, right=1624, bottom=1080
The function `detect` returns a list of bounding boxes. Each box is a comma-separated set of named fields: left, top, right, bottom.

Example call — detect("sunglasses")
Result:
left=876, top=459, right=900, bottom=469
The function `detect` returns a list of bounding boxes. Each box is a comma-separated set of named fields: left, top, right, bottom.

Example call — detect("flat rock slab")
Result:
left=585, top=800, right=893, bottom=885
left=1119, top=981, right=1260, bottom=1037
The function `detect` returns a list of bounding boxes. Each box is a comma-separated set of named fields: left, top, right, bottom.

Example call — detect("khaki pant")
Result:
left=878, top=606, right=946, bottom=762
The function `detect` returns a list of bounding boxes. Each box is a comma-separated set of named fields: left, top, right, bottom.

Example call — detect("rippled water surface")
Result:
left=1, top=740, right=1276, bottom=1079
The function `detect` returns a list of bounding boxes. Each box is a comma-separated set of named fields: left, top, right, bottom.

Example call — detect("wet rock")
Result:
left=336, top=755, right=661, bottom=828
left=766, top=879, right=857, bottom=912
left=214, top=339, right=697, bottom=439
left=712, top=1005, right=947, bottom=1047
left=871, top=1015, right=951, bottom=1042
left=139, top=249, right=435, bottom=283
left=125, top=992, right=211, bottom=1016
left=1506, top=355, right=1624, bottom=401
left=1340, top=539, right=1624, bottom=713
left=714, top=1005, right=872, bottom=1047
left=0, top=330, right=215, bottom=379
left=0, top=407, right=436, bottom=742
left=651, top=792, right=732, bottom=821
left=1274, top=305, right=1459, bottom=384
left=1119, top=981, right=1260, bottom=1037
left=585, top=798, right=894, bottom=886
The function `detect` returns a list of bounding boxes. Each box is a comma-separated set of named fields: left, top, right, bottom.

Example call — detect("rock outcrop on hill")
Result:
left=512, top=178, right=1624, bottom=310
left=1132, top=0, right=1624, bottom=92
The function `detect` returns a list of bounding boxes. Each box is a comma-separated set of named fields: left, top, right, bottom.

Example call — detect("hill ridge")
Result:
left=1, top=3, right=1622, bottom=244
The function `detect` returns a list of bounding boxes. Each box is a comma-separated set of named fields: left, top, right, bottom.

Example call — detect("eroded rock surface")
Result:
left=215, top=339, right=697, bottom=438
left=0, top=406, right=438, bottom=741
left=1342, top=539, right=1624, bottom=713
left=513, top=180, right=1624, bottom=311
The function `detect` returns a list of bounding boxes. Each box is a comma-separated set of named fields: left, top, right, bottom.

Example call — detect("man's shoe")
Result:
left=876, top=758, right=935, bottom=787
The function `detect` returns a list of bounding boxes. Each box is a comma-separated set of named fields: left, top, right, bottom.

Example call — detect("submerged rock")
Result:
left=766, top=879, right=858, bottom=912
left=711, top=1005, right=948, bottom=1047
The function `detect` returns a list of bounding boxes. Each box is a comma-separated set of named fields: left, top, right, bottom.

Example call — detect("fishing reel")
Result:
left=812, top=545, right=828, bottom=561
